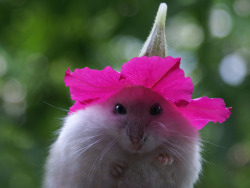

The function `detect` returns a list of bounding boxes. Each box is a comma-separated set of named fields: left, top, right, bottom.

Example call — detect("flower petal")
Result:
left=65, top=67, right=125, bottom=113
left=120, top=56, right=193, bottom=103
left=177, top=97, right=232, bottom=130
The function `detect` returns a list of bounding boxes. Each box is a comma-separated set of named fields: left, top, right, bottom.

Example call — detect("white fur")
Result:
left=43, top=87, right=202, bottom=188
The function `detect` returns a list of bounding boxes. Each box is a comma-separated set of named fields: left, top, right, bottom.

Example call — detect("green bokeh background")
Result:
left=0, top=0, right=250, bottom=187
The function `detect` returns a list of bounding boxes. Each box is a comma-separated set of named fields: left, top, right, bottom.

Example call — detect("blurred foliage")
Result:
left=0, top=0, right=250, bottom=187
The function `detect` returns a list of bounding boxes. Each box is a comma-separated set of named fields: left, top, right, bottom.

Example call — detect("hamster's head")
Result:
left=100, top=86, right=198, bottom=154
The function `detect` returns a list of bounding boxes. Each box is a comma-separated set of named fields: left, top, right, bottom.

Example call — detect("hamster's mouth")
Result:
left=123, top=143, right=145, bottom=154
left=130, top=142, right=142, bottom=151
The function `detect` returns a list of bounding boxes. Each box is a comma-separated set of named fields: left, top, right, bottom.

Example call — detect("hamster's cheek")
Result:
left=114, top=129, right=130, bottom=151
left=141, top=134, right=162, bottom=153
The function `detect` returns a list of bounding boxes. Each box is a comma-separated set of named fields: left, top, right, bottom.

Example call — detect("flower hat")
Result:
left=64, top=3, right=231, bottom=130
left=65, top=56, right=231, bottom=130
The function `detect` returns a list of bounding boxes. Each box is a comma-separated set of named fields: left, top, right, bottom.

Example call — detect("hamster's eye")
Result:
left=114, top=104, right=127, bottom=115
left=150, top=104, right=162, bottom=115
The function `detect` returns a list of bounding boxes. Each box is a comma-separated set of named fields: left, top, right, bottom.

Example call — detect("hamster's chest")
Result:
left=118, top=161, right=176, bottom=188
left=94, top=147, right=178, bottom=188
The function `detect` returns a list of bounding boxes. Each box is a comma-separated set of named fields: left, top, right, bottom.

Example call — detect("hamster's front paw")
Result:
left=110, top=161, right=127, bottom=178
left=156, top=153, right=173, bottom=165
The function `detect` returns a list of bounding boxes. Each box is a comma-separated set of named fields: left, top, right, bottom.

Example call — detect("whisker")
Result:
left=68, top=135, right=101, bottom=146
left=162, top=138, right=200, bottom=168
left=73, top=138, right=103, bottom=160
left=87, top=140, right=116, bottom=188
left=152, top=121, right=224, bottom=149
left=178, top=135, right=225, bottom=149
left=164, top=144, right=190, bottom=168
left=166, top=147, right=185, bottom=162
left=152, top=121, right=221, bottom=168
left=163, top=139, right=191, bottom=156
left=43, top=101, right=68, bottom=112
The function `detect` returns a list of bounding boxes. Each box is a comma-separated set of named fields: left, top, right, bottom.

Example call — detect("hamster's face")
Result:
left=101, top=86, right=196, bottom=154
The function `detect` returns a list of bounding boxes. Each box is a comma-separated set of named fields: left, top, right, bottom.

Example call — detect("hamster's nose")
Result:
left=131, top=137, right=140, bottom=144
left=130, top=137, right=142, bottom=150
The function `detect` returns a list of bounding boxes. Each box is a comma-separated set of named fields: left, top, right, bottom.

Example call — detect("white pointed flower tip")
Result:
left=156, top=3, right=168, bottom=26
left=139, top=3, right=168, bottom=58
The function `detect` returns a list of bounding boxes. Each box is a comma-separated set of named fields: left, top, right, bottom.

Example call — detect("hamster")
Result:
left=43, top=86, right=202, bottom=188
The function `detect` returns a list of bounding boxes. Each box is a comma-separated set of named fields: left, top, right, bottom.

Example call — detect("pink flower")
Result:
left=65, top=56, right=231, bottom=130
